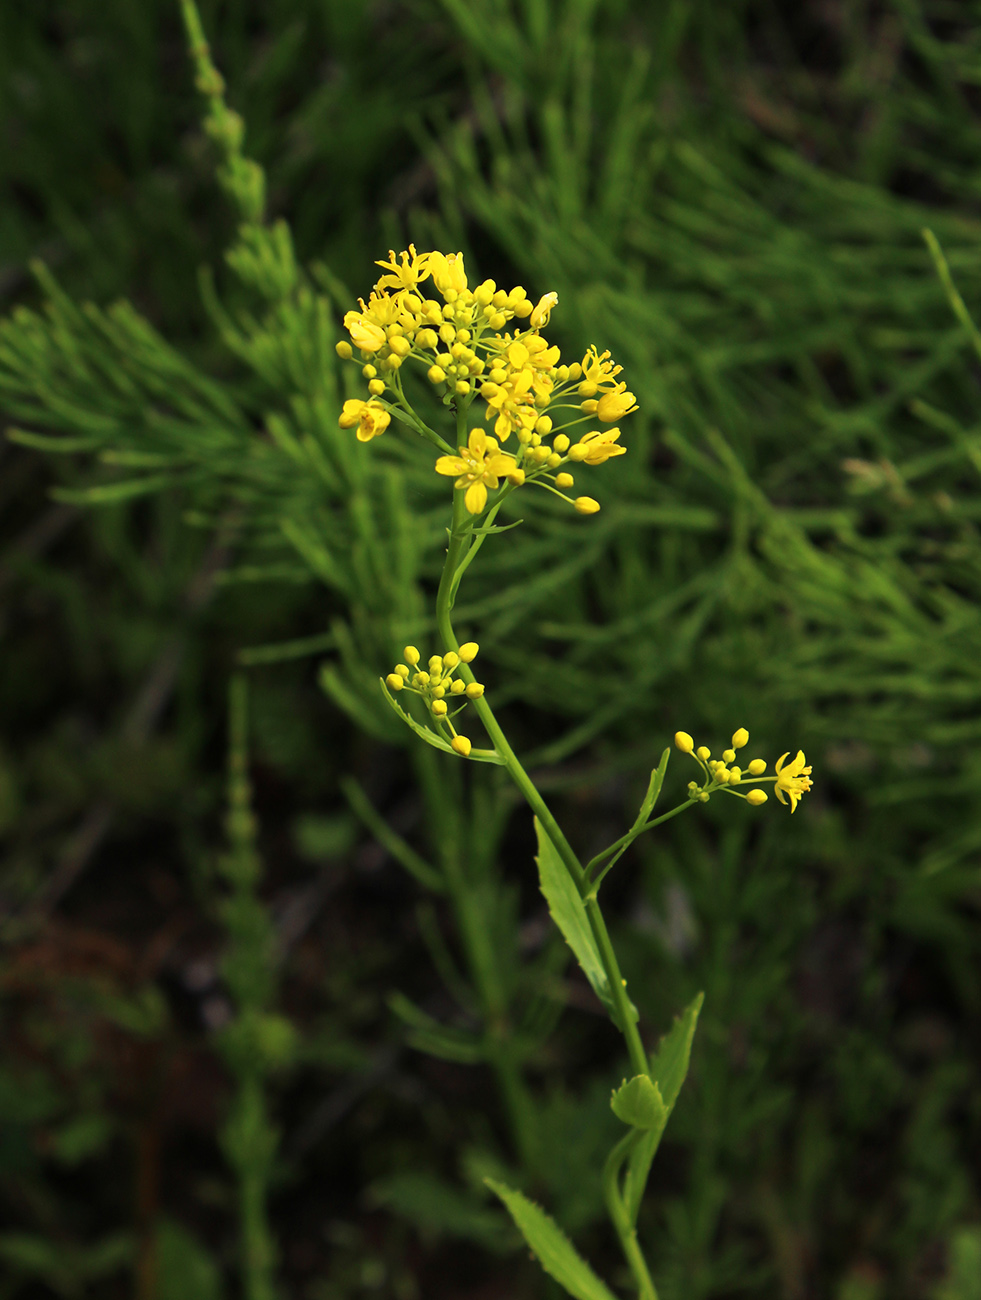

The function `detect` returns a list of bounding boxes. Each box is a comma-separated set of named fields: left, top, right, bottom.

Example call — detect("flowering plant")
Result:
left=336, top=247, right=813, bottom=1299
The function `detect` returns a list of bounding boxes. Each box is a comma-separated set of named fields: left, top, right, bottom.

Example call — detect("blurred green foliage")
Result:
left=1, top=1, right=980, bottom=1298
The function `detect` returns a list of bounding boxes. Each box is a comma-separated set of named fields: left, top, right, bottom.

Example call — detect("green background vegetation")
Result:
left=1, top=1, right=980, bottom=1297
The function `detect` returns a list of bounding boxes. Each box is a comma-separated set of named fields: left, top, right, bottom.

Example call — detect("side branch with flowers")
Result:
left=335, top=248, right=813, bottom=1300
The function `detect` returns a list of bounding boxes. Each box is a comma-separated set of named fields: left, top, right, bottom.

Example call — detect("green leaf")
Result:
left=156, top=1219, right=223, bottom=1300
left=51, top=473, right=178, bottom=505
left=372, top=1171, right=510, bottom=1251
left=534, top=819, right=610, bottom=1009
left=624, top=992, right=704, bottom=1224
left=7, top=428, right=102, bottom=453
left=650, top=990, right=704, bottom=1113
left=468, top=517, right=524, bottom=537
left=388, top=992, right=484, bottom=1064
left=610, top=1075, right=667, bottom=1130
left=379, top=680, right=507, bottom=765
left=638, top=747, right=670, bottom=822
left=485, top=1180, right=617, bottom=1300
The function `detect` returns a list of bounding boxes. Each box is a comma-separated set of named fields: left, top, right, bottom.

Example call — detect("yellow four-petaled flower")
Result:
left=774, top=751, right=813, bottom=812
left=435, top=428, right=516, bottom=515
left=338, top=399, right=391, bottom=442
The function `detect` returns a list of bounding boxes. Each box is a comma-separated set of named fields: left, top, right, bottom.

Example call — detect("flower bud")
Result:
left=746, top=789, right=768, bottom=806
left=574, top=496, right=601, bottom=514
left=674, top=731, right=695, bottom=753
left=385, top=673, right=404, bottom=691
left=723, top=749, right=736, bottom=763
left=404, top=646, right=420, bottom=665
left=431, top=699, right=448, bottom=716
left=597, top=388, right=637, bottom=422
left=428, top=365, right=447, bottom=384
left=731, top=728, right=749, bottom=749
left=451, top=735, right=472, bottom=757
left=465, top=682, right=485, bottom=699
left=555, top=472, right=574, bottom=488
left=335, top=340, right=354, bottom=360
left=696, top=746, right=711, bottom=761
left=553, top=434, right=570, bottom=453
left=458, top=642, right=479, bottom=663
left=747, top=759, right=766, bottom=776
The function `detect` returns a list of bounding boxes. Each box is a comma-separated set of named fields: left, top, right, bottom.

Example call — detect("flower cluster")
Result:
left=385, top=642, right=484, bottom=757
left=335, top=247, right=638, bottom=516
left=673, top=729, right=814, bottom=812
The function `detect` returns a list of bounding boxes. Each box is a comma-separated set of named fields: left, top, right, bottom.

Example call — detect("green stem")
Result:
left=586, top=799, right=698, bottom=888
left=603, top=1132, right=659, bottom=1300
left=435, top=490, right=648, bottom=1080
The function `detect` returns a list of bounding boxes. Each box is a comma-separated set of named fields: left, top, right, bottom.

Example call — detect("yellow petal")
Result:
left=338, top=399, right=366, bottom=429
left=435, top=456, right=468, bottom=476
left=464, top=481, right=488, bottom=514
left=468, top=427, right=488, bottom=458
left=485, top=453, right=516, bottom=476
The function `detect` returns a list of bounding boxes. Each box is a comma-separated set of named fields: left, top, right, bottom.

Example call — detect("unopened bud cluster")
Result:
left=385, top=642, right=483, bottom=757
left=674, top=727, right=769, bottom=806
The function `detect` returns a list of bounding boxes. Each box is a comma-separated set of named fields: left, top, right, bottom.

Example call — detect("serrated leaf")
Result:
left=485, top=1180, right=617, bottom=1300
left=534, top=819, right=610, bottom=1008
left=624, top=992, right=704, bottom=1224
left=650, top=991, right=704, bottom=1113
left=610, top=1075, right=667, bottom=1130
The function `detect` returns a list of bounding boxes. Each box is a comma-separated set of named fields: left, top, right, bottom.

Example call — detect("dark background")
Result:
left=2, top=3, right=981, bottom=1298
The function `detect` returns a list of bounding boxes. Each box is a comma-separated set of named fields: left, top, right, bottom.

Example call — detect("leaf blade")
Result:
left=624, top=992, right=704, bottom=1224
left=534, top=818, right=610, bottom=1007
left=485, top=1180, right=617, bottom=1300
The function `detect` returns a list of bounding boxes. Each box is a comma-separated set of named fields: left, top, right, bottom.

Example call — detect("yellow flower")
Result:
left=482, top=366, right=539, bottom=441
left=428, top=251, right=468, bottom=295
left=435, top=428, right=516, bottom=514
left=374, top=245, right=432, bottom=291
left=529, top=291, right=558, bottom=329
left=596, top=383, right=638, bottom=422
left=774, top=751, right=813, bottom=813
left=338, top=399, right=391, bottom=442
left=567, top=428, right=626, bottom=465
left=343, top=310, right=387, bottom=353
left=579, top=346, right=622, bottom=393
